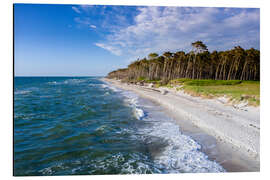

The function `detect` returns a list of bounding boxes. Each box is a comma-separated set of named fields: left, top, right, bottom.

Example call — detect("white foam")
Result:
left=48, top=79, right=88, bottom=85
left=100, top=84, right=109, bottom=88
left=134, top=108, right=145, bottom=120
left=87, top=152, right=160, bottom=174
left=100, top=82, right=122, bottom=92
left=68, top=79, right=87, bottom=84
left=47, top=81, right=57, bottom=85
left=108, top=86, right=121, bottom=92
left=63, top=79, right=83, bottom=84
left=117, top=88, right=225, bottom=173
left=121, top=91, right=146, bottom=120
left=39, top=162, right=68, bottom=175
left=14, top=90, right=31, bottom=95
left=137, top=119, right=225, bottom=173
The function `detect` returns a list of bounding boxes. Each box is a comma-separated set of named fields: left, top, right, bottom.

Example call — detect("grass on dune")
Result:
left=129, top=77, right=260, bottom=106
left=169, top=79, right=260, bottom=106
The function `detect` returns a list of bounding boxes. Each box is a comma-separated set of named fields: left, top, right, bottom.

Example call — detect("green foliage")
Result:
left=184, top=80, right=242, bottom=86
left=170, top=78, right=193, bottom=84
left=181, top=80, right=260, bottom=106
left=166, top=78, right=260, bottom=106
left=148, top=53, right=159, bottom=59
left=165, top=84, right=174, bottom=88
left=137, top=77, right=146, bottom=81
left=145, top=79, right=161, bottom=83
left=191, top=41, right=208, bottom=53
left=163, top=51, right=173, bottom=58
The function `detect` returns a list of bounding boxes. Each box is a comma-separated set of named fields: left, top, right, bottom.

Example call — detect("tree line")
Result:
left=107, top=41, right=260, bottom=82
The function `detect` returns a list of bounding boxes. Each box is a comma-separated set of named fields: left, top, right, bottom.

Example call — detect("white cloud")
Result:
left=90, top=25, right=97, bottom=29
left=79, top=5, right=96, bottom=13
left=95, top=7, right=259, bottom=60
left=74, top=17, right=91, bottom=26
left=72, top=6, right=81, bottom=14
left=223, top=10, right=259, bottom=28
left=95, top=43, right=122, bottom=56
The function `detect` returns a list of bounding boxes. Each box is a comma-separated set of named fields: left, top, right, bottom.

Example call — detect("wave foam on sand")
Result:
left=113, top=84, right=225, bottom=173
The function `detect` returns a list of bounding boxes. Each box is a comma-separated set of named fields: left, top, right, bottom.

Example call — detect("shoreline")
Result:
left=102, top=78, right=260, bottom=172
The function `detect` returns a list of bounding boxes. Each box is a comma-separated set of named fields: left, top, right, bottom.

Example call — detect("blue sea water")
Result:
left=14, top=77, right=225, bottom=175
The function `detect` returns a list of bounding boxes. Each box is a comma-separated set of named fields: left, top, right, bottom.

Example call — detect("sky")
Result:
left=14, top=4, right=260, bottom=76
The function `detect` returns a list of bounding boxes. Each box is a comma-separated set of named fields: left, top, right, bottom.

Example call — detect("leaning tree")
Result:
left=190, top=41, right=208, bottom=79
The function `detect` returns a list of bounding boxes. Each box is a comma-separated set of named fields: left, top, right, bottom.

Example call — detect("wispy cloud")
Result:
left=94, top=7, right=259, bottom=59
left=71, top=6, right=259, bottom=59
left=72, top=5, right=135, bottom=31
left=90, top=25, right=96, bottom=29
left=72, top=6, right=81, bottom=14
left=95, top=43, right=122, bottom=56
left=74, top=17, right=91, bottom=26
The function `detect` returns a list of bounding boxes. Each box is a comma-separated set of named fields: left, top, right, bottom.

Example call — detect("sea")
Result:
left=14, top=77, right=225, bottom=175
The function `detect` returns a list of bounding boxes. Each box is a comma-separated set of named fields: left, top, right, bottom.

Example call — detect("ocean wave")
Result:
left=85, top=152, right=161, bottom=174
left=14, top=90, right=31, bottom=95
left=39, top=162, right=68, bottom=175
left=47, top=81, right=57, bottom=85
left=47, top=79, right=88, bottom=85
left=108, top=86, right=121, bottom=92
left=121, top=91, right=146, bottom=120
left=88, top=83, right=97, bottom=87
left=134, top=107, right=145, bottom=120
left=119, top=88, right=225, bottom=172
left=100, top=84, right=109, bottom=88
left=104, top=92, right=110, bottom=96
left=137, top=120, right=225, bottom=173
left=99, top=83, right=122, bottom=92
left=63, top=79, right=87, bottom=84
left=38, top=152, right=161, bottom=175
left=15, top=77, right=225, bottom=175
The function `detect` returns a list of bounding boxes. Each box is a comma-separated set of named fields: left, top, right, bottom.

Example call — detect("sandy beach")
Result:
left=103, top=78, right=260, bottom=172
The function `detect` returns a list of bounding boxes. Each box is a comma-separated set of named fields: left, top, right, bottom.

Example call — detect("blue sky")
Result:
left=14, top=4, right=260, bottom=76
